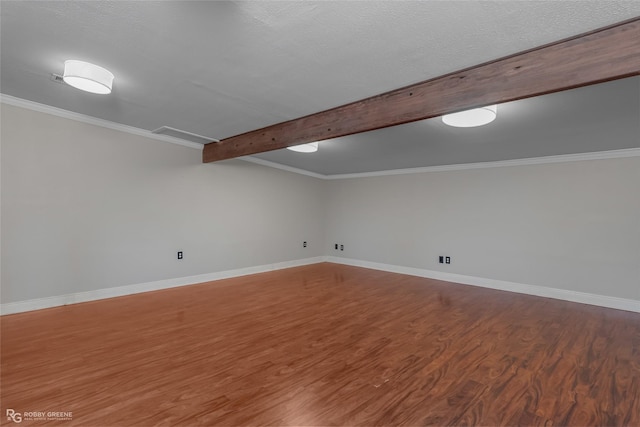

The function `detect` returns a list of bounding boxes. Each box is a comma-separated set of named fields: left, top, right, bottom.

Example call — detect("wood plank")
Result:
left=203, top=18, right=640, bottom=162
left=1, top=263, right=639, bottom=426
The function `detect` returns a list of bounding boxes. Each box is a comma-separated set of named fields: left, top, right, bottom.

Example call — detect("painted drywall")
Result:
left=1, top=103, right=326, bottom=304
left=325, top=157, right=640, bottom=301
left=2, top=100, right=639, bottom=310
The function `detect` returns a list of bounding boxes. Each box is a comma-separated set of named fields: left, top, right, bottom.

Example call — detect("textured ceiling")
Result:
left=1, top=1, right=639, bottom=174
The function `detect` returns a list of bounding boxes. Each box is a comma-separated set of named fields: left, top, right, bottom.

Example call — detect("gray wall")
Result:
left=325, top=158, right=640, bottom=300
left=1, top=104, right=326, bottom=303
left=2, top=102, right=638, bottom=306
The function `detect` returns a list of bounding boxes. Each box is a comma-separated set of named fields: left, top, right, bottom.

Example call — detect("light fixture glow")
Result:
left=287, top=142, right=318, bottom=153
left=63, top=60, right=114, bottom=94
left=442, top=105, right=497, bottom=127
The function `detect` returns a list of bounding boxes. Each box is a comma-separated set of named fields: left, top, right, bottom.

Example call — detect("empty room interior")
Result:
left=1, top=2, right=639, bottom=426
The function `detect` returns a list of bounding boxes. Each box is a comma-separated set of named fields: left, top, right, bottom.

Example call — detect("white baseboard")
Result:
left=0, top=257, right=325, bottom=315
left=326, top=256, right=640, bottom=313
left=3, top=256, right=638, bottom=315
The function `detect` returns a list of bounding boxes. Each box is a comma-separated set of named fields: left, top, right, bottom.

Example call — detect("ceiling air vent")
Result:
left=152, top=126, right=218, bottom=144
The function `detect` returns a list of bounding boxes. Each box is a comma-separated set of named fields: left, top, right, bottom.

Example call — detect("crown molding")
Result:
left=239, top=156, right=326, bottom=179
left=3, top=94, right=637, bottom=179
left=244, top=148, right=640, bottom=180
left=0, top=94, right=205, bottom=150
left=325, top=148, right=640, bottom=180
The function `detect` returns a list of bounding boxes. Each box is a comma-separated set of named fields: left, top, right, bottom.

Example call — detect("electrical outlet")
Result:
left=177, top=251, right=183, bottom=260
left=340, top=244, right=344, bottom=251
left=439, top=256, right=444, bottom=264
left=335, top=243, right=338, bottom=250
left=445, top=256, right=451, bottom=264
left=303, top=241, right=307, bottom=248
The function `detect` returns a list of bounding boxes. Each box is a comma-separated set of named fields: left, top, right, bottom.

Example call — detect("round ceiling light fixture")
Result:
left=286, top=142, right=318, bottom=153
left=63, top=60, right=114, bottom=94
left=442, top=105, right=497, bottom=128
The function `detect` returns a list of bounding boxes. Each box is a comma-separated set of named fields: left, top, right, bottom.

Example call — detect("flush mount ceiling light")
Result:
left=286, top=142, right=318, bottom=153
left=63, top=60, right=114, bottom=94
left=442, top=105, right=497, bottom=127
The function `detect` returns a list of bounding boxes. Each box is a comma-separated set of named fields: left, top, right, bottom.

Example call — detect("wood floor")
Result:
left=1, top=263, right=639, bottom=426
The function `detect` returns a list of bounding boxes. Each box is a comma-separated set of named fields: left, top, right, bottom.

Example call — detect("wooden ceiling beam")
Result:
left=203, top=18, right=640, bottom=163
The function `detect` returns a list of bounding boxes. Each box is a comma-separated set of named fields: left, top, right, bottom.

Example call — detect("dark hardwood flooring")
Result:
left=1, top=263, right=639, bottom=426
